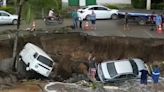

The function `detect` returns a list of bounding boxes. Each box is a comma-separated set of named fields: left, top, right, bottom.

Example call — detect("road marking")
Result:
left=144, top=30, right=153, bottom=38
left=119, top=31, right=126, bottom=37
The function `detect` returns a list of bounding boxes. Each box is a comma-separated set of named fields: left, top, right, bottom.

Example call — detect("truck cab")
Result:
left=18, top=43, right=55, bottom=77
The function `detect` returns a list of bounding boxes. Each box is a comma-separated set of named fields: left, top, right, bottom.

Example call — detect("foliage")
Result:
left=105, top=4, right=119, bottom=9
left=131, top=0, right=146, bottom=9
left=152, top=3, right=164, bottom=10
left=0, top=6, right=15, bottom=14
left=152, top=0, right=164, bottom=4
left=22, top=0, right=62, bottom=23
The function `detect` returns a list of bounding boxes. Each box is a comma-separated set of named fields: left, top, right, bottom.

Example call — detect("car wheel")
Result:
left=85, top=15, right=90, bottom=20
left=12, top=19, right=18, bottom=25
left=111, top=14, right=118, bottom=20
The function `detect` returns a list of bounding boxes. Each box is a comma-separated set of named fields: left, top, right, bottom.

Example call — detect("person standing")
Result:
left=79, top=16, right=83, bottom=29
left=155, top=14, right=162, bottom=30
left=124, top=12, right=129, bottom=31
left=88, top=51, right=96, bottom=81
left=152, top=65, right=160, bottom=92
left=150, top=11, right=155, bottom=31
left=71, top=9, right=78, bottom=29
left=140, top=69, right=149, bottom=85
left=162, top=13, right=164, bottom=30
left=90, top=10, right=96, bottom=30
left=152, top=65, right=160, bottom=83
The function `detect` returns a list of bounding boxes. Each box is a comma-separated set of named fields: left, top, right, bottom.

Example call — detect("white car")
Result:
left=77, top=5, right=118, bottom=20
left=0, top=10, right=18, bottom=25
left=97, top=58, right=147, bottom=83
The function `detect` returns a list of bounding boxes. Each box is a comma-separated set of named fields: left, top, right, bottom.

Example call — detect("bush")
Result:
left=0, top=6, right=15, bottom=14
left=152, top=3, right=164, bottom=10
left=131, top=0, right=146, bottom=9
left=105, top=4, right=119, bottom=9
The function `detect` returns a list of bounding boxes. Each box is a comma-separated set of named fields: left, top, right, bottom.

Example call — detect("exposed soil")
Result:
left=0, top=33, right=164, bottom=81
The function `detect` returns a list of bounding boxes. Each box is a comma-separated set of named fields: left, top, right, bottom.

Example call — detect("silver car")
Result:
left=97, top=58, right=147, bottom=83
left=0, top=10, right=18, bottom=25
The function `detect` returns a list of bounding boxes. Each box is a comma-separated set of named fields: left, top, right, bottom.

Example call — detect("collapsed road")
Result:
left=0, top=31, right=164, bottom=90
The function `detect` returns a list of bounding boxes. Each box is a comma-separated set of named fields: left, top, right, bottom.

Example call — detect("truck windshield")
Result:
left=37, top=55, right=53, bottom=67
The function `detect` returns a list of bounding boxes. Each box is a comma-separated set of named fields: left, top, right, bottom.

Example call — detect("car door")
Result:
left=0, top=12, right=3, bottom=24
left=89, top=6, right=110, bottom=19
left=0, top=12, right=11, bottom=24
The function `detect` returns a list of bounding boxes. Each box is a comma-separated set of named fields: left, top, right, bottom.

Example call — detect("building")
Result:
left=62, top=0, right=131, bottom=6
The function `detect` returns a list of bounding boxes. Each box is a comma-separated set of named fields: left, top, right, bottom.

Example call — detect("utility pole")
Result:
left=146, top=0, right=151, bottom=10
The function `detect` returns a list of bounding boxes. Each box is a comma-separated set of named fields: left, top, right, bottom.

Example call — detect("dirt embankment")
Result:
left=0, top=33, right=164, bottom=80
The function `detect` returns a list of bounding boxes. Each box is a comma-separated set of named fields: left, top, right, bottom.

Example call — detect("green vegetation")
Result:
left=152, top=3, right=164, bottom=10
left=105, top=4, right=119, bottom=9
left=0, top=6, right=15, bottom=14
left=131, top=0, right=146, bottom=9
left=22, top=0, right=62, bottom=23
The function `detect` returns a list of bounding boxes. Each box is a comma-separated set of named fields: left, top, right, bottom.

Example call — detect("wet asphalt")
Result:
left=0, top=18, right=164, bottom=39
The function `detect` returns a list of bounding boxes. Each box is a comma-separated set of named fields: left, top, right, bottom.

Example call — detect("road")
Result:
left=0, top=18, right=164, bottom=39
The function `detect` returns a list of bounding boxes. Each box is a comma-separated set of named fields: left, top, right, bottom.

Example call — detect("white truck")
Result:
left=15, top=43, right=55, bottom=78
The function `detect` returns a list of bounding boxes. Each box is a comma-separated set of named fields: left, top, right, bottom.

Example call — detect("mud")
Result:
left=0, top=33, right=164, bottom=81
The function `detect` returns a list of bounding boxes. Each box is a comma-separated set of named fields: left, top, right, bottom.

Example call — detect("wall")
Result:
left=62, top=0, right=131, bottom=6
left=97, top=0, right=131, bottom=4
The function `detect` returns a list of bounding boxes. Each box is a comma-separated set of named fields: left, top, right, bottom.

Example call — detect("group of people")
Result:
left=140, top=65, right=160, bottom=88
left=71, top=9, right=96, bottom=30
left=150, top=12, right=164, bottom=31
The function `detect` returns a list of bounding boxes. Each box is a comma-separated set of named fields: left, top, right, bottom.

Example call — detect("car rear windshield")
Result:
left=37, top=55, right=53, bottom=67
left=107, top=62, right=118, bottom=78
left=129, top=59, right=139, bottom=75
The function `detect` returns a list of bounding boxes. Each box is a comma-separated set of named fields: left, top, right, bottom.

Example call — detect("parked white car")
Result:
left=0, top=10, right=18, bottom=25
left=97, top=58, right=147, bottom=83
left=77, top=5, right=118, bottom=20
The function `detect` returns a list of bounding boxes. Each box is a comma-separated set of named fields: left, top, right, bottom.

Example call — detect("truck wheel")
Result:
left=138, top=19, right=146, bottom=25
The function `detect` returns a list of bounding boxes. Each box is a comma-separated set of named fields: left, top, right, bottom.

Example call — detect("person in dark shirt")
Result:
left=124, top=12, right=129, bottom=31
left=162, top=13, right=164, bottom=30
left=150, top=11, right=155, bottom=31
left=140, top=69, right=149, bottom=85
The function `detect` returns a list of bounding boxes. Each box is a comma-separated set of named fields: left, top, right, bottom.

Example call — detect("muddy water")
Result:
left=0, top=33, right=164, bottom=79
